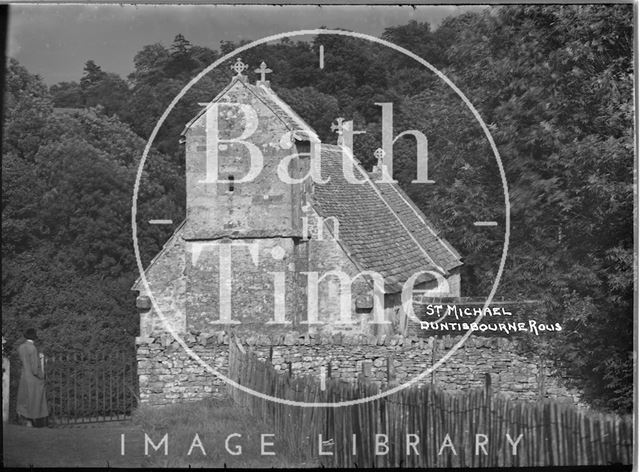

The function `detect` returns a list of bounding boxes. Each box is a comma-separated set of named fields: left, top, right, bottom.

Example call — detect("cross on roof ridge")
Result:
left=231, top=58, right=249, bottom=76
left=330, top=117, right=345, bottom=133
left=374, top=147, right=386, bottom=163
left=254, top=61, right=273, bottom=83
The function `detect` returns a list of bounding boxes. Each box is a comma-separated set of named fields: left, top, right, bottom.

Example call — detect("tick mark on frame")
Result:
left=319, top=45, right=324, bottom=69
left=473, top=221, right=498, bottom=227
left=149, top=219, right=173, bottom=225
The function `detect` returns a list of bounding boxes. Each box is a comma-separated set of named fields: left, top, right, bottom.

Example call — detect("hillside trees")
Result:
left=396, top=5, right=634, bottom=411
left=3, top=59, right=183, bottom=354
left=50, top=59, right=131, bottom=118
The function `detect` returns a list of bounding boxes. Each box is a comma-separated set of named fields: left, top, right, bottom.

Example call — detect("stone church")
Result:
left=134, top=59, right=462, bottom=339
left=133, top=60, right=576, bottom=406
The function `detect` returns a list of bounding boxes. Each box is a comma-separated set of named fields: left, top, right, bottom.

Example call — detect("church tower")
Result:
left=180, top=59, right=316, bottom=335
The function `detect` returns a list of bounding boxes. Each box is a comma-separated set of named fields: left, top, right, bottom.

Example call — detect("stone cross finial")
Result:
left=331, top=117, right=345, bottom=145
left=374, top=147, right=385, bottom=166
left=373, top=148, right=385, bottom=173
left=373, top=148, right=391, bottom=180
left=343, top=120, right=366, bottom=137
left=254, top=61, right=273, bottom=83
left=231, top=58, right=249, bottom=76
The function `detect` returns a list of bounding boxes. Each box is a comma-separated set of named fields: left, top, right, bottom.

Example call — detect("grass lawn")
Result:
left=132, top=396, right=318, bottom=468
left=2, top=421, right=148, bottom=468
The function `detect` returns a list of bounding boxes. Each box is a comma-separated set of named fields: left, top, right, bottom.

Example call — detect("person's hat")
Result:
left=24, top=328, right=38, bottom=340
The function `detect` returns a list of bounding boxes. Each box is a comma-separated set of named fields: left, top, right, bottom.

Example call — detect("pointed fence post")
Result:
left=484, top=373, right=493, bottom=438
left=358, top=360, right=373, bottom=387
left=537, top=356, right=546, bottom=400
left=386, top=355, right=396, bottom=384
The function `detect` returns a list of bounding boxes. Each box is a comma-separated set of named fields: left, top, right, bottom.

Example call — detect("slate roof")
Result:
left=312, top=144, right=462, bottom=293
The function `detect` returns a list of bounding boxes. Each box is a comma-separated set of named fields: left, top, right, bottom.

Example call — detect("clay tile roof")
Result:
left=312, top=144, right=462, bottom=293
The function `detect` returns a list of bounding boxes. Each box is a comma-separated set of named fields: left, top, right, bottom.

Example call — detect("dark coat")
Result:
left=16, top=340, right=49, bottom=419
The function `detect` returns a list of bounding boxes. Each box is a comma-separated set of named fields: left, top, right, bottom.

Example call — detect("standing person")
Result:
left=16, top=328, right=48, bottom=427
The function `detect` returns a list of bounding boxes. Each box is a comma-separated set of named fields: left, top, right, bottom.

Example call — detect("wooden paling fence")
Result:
left=228, top=339, right=633, bottom=468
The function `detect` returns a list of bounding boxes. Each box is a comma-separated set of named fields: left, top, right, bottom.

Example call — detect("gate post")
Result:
left=2, top=337, right=9, bottom=424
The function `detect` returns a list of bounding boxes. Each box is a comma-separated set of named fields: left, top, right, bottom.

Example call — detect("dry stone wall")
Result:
left=136, top=330, right=581, bottom=407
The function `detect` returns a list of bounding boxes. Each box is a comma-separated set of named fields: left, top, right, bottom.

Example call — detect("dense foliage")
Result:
left=2, top=60, right=183, bottom=354
left=2, top=5, right=633, bottom=412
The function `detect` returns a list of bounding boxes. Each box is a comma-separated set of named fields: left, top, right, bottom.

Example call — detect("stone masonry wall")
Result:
left=136, top=331, right=581, bottom=407
left=185, top=237, right=302, bottom=335
left=184, top=79, right=303, bottom=240
left=137, top=332, right=229, bottom=406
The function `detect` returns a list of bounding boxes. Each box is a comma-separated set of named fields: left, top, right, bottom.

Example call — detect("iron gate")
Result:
left=43, top=349, right=138, bottom=424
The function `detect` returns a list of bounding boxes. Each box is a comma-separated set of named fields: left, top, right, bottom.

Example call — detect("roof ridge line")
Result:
left=181, top=76, right=241, bottom=135
left=258, top=84, right=318, bottom=139
left=324, top=143, right=447, bottom=276
left=385, top=183, right=462, bottom=263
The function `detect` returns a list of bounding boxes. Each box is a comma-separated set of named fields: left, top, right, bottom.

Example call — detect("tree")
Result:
left=166, top=34, right=199, bottom=78
left=2, top=60, right=183, bottom=357
left=49, top=81, right=84, bottom=108
left=274, top=86, right=340, bottom=142
left=129, top=43, right=170, bottom=86
left=83, top=71, right=131, bottom=118
left=80, top=60, right=106, bottom=90
left=416, top=4, right=634, bottom=412
left=51, top=60, right=132, bottom=119
left=382, top=19, right=450, bottom=68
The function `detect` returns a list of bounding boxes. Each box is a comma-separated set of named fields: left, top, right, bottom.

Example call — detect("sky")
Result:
left=8, top=4, right=486, bottom=85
